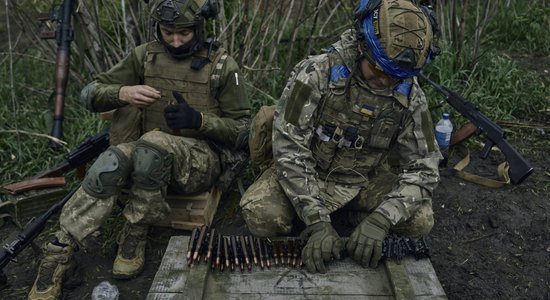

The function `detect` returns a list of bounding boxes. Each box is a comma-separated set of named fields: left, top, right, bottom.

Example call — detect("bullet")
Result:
left=257, top=237, right=265, bottom=270
left=206, top=228, right=216, bottom=263
left=248, top=236, right=258, bottom=266
left=187, top=227, right=198, bottom=264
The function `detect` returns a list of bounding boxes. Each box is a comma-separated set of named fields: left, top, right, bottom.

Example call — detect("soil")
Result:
left=0, top=61, right=549, bottom=300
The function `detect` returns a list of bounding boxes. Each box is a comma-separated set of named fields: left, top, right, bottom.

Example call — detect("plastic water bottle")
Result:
left=92, top=281, right=119, bottom=300
left=435, top=112, right=453, bottom=166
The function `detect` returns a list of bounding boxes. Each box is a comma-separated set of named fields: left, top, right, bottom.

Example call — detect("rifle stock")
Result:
left=418, top=73, right=534, bottom=185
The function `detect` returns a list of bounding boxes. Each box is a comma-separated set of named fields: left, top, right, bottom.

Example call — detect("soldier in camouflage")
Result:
left=29, top=0, right=249, bottom=298
left=240, top=0, right=441, bottom=273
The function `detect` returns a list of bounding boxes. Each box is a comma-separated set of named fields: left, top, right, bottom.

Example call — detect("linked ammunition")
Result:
left=186, top=227, right=430, bottom=273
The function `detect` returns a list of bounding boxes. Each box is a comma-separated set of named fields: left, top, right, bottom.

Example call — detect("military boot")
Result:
left=112, top=222, right=148, bottom=279
left=28, top=240, right=76, bottom=300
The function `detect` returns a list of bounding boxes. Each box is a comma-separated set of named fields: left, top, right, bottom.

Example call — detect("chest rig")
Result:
left=142, top=42, right=226, bottom=137
left=311, top=51, right=411, bottom=185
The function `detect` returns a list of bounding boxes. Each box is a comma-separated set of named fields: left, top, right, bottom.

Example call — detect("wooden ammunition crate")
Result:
left=147, top=236, right=447, bottom=299
left=153, top=187, right=222, bottom=231
left=0, top=187, right=67, bottom=226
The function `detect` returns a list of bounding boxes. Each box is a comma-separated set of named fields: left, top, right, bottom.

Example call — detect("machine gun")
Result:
left=39, top=0, right=76, bottom=147
left=418, top=73, right=534, bottom=185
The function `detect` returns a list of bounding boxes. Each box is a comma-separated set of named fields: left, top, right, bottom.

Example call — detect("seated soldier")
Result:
left=240, top=0, right=441, bottom=273
left=28, top=0, right=250, bottom=299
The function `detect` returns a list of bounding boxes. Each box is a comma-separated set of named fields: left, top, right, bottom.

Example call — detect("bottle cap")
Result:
left=442, top=112, right=450, bottom=119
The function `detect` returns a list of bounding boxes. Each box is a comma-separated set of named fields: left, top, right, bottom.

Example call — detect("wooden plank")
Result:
left=207, top=259, right=392, bottom=296
left=385, top=260, right=416, bottom=300
left=404, top=257, right=447, bottom=299
left=147, top=237, right=189, bottom=300
left=148, top=236, right=447, bottom=299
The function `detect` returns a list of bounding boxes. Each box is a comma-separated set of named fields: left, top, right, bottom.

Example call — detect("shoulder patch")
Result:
left=394, top=81, right=412, bottom=97
left=284, top=80, right=312, bottom=126
left=329, top=64, right=351, bottom=82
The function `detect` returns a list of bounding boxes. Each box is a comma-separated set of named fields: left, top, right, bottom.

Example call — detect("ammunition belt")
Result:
left=187, top=226, right=430, bottom=272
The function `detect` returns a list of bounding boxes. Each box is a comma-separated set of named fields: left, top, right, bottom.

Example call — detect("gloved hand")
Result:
left=346, top=212, right=391, bottom=268
left=300, top=222, right=343, bottom=273
left=164, top=91, right=202, bottom=129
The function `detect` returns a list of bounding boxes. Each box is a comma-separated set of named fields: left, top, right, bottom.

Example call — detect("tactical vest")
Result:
left=142, top=42, right=227, bottom=138
left=311, top=51, right=412, bottom=185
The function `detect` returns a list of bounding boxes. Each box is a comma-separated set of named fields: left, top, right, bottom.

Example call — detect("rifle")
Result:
left=418, top=73, right=534, bottom=185
left=39, top=0, right=76, bottom=147
left=0, top=186, right=78, bottom=272
left=2, top=126, right=110, bottom=194
left=0, top=126, right=110, bottom=285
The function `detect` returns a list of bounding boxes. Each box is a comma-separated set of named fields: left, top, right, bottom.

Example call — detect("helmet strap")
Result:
left=155, top=22, right=204, bottom=60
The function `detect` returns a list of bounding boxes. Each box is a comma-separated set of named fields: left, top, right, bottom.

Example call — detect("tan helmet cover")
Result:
left=374, top=0, right=433, bottom=70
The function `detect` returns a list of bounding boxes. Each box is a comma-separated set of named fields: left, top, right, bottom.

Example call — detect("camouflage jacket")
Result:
left=273, top=29, right=442, bottom=226
left=80, top=41, right=250, bottom=146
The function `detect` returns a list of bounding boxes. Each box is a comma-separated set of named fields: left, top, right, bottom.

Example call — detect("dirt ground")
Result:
left=0, top=61, right=549, bottom=299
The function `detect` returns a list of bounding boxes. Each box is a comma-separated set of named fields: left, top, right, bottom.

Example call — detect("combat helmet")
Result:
left=354, top=0, right=436, bottom=79
left=150, top=0, right=218, bottom=59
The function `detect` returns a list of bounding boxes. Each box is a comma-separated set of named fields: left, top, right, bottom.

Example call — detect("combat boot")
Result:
left=28, top=240, right=76, bottom=300
left=112, top=222, right=148, bottom=279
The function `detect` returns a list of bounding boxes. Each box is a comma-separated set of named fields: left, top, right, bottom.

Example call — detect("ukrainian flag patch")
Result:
left=360, top=104, right=376, bottom=117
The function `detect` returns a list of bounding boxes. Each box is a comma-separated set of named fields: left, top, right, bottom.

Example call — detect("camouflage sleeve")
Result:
left=80, top=44, right=147, bottom=112
left=375, top=81, right=442, bottom=226
left=199, top=55, right=250, bottom=146
left=273, top=57, right=332, bottom=226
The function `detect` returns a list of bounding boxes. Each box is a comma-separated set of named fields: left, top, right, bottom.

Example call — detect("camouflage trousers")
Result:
left=57, top=131, right=221, bottom=244
left=240, top=165, right=433, bottom=238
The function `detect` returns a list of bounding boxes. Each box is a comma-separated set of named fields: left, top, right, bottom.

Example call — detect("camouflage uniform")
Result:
left=241, top=29, right=441, bottom=238
left=58, top=40, right=249, bottom=245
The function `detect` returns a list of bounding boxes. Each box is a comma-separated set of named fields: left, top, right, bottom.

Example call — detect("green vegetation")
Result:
left=1, top=0, right=549, bottom=187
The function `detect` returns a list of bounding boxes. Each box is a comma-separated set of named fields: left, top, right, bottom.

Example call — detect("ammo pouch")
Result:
left=369, top=109, right=402, bottom=149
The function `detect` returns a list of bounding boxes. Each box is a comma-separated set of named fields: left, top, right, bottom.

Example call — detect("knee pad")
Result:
left=132, top=140, right=173, bottom=190
left=83, top=146, right=132, bottom=198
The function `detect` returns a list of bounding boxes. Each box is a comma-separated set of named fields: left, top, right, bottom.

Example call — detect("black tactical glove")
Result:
left=346, top=212, right=391, bottom=268
left=300, top=221, right=343, bottom=273
left=164, top=91, right=202, bottom=129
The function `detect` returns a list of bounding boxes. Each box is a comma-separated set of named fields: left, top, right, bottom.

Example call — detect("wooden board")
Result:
left=147, top=236, right=447, bottom=300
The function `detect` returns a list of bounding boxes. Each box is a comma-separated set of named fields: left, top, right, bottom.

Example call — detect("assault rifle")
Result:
left=39, top=0, right=76, bottom=147
left=2, top=126, right=110, bottom=194
left=418, top=73, right=534, bottom=185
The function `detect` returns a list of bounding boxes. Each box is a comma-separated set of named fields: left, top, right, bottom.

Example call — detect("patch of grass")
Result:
left=0, top=51, right=104, bottom=185
left=424, top=43, right=549, bottom=132
left=486, top=1, right=550, bottom=55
